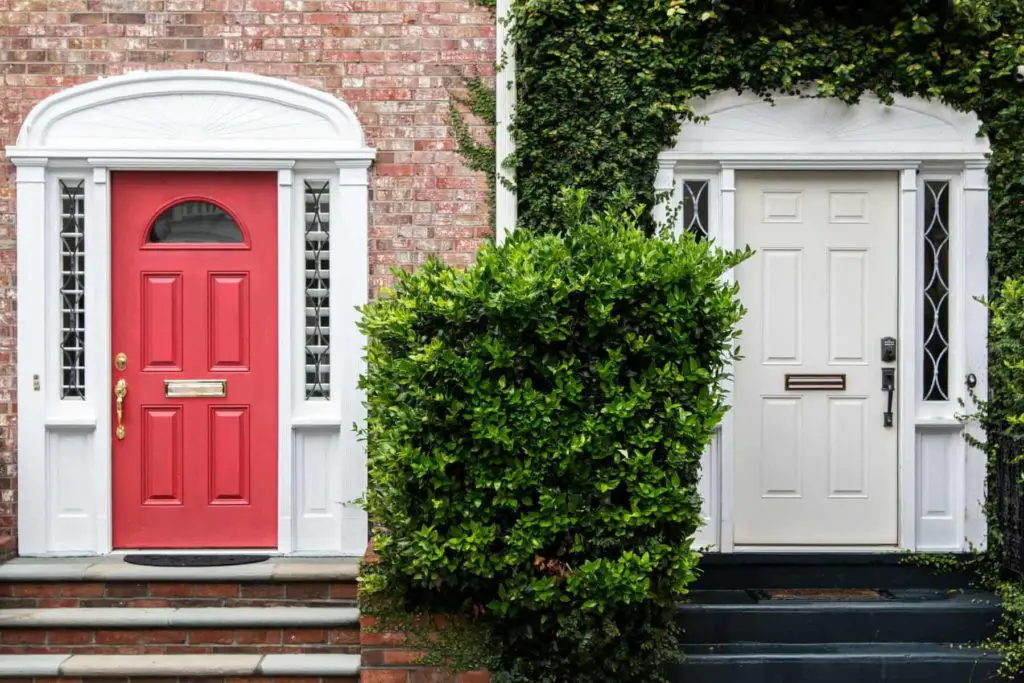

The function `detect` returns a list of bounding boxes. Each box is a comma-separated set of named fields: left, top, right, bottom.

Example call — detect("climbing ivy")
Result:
left=507, top=0, right=1024, bottom=279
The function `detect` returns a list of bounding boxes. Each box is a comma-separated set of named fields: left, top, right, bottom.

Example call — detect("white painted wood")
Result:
left=665, top=93, right=990, bottom=552
left=898, top=167, right=920, bottom=550
left=11, top=70, right=368, bottom=158
left=733, top=171, right=899, bottom=545
left=293, top=429, right=342, bottom=553
left=915, top=425, right=963, bottom=549
left=335, top=163, right=370, bottom=555
left=277, top=169, right=295, bottom=556
left=717, top=168, right=737, bottom=553
left=8, top=70, right=374, bottom=556
left=668, top=91, right=988, bottom=162
left=962, top=162, right=990, bottom=549
left=693, top=433, right=719, bottom=551
left=16, top=164, right=49, bottom=556
left=495, top=0, right=517, bottom=242
left=89, top=167, right=112, bottom=555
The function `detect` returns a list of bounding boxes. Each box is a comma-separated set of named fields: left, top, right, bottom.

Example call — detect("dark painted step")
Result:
left=678, top=589, right=1001, bottom=644
left=672, top=643, right=1003, bottom=683
left=693, top=553, right=977, bottom=590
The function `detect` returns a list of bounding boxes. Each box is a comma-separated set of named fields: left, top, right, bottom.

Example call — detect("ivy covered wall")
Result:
left=506, top=0, right=1024, bottom=278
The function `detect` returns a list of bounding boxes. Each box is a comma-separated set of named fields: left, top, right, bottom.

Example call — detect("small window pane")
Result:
left=60, top=179, right=86, bottom=399
left=304, top=181, right=330, bottom=400
left=923, top=180, right=950, bottom=402
left=681, top=180, right=709, bottom=240
left=148, top=201, right=243, bottom=244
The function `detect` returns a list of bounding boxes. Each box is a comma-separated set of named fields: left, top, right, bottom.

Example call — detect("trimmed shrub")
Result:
left=358, top=189, right=749, bottom=682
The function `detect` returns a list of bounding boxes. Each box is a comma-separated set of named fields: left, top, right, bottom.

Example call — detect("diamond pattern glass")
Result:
left=60, top=179, right=86, bottom=399
left=923, top=180, right=950, bottom=402
left=304, top=181, right=330, bottom=400
left=681, top=179, right=709, bottom=240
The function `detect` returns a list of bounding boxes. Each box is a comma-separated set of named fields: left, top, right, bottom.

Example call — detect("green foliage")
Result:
left=962, top=279, right=1024, bottom=677
left=449, top=77, right=498, bottom=228
left=359, top=188, right=749, bottom=682
left=507, top=0, right=1024, bottom=256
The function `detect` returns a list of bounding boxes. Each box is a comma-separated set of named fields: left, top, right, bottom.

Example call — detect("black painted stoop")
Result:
left=671, top=553, right=1004, bottom=683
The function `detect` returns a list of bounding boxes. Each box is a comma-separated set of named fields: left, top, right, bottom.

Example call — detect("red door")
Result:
left=111, top=172, right=278, bottom=549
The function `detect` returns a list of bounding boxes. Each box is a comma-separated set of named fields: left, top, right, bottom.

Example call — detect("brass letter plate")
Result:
left=785, top=374, right=847, bottom=391
left=164, top=379, right=227, bottom=398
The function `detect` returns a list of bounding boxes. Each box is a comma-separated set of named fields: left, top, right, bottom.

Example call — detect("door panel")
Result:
left=112, top=171, right=278, bottom=549
left=734, top=171, right=898, bottom=545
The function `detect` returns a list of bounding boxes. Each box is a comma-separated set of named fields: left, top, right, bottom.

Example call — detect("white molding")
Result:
left=898, top=167, right=919, bottom=551
left=495, top=0, right=516, bottom=242
left=962, top=163, right=989, bottom=550
left=10, top=70, right=367, bottom=158
left=662, top=91, right=991, bottom=553
left=10, top=70, right=374, bottom=556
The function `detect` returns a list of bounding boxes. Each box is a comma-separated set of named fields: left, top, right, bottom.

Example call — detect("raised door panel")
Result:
left=141, top=274, right=182, bottom=371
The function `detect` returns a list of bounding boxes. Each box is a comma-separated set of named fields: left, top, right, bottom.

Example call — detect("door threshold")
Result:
left=111, top=549, right=283, bottom=556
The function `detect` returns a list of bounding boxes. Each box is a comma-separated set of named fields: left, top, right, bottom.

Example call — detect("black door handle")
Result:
left=881, top=368, right=895, bottom=427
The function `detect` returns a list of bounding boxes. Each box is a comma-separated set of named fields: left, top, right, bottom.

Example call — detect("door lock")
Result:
left=881, top=368, right=895, bottom=428
left=881, top=336, right=897, bottom=363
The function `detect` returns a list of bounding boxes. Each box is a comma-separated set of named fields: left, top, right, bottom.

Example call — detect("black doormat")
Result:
left=123, top=554, right=270, bottom=568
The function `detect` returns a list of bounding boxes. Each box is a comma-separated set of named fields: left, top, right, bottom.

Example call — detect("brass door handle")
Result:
left=115, top=378, right=127, bottom=440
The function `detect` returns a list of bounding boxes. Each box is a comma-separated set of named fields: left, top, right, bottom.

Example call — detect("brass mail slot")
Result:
left=164, top=379, right=227, bottom=398
left=785, top=373, right=847, bottom=391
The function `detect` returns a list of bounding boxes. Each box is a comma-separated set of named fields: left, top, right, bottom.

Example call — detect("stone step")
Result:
left=692, top=552, right=977, bottom=590
left=0, top=653, right=360, bottom=678
left=0, top=557, right=360, bottom=583
left=672, top=643, right=1003, bottom=682
left=678, top=589, right=1001, bottom=644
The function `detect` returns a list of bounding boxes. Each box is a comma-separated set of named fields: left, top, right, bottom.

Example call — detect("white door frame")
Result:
left=657, top=91, right=990, bottom=553
left=7, top=70, right=375, bottom=556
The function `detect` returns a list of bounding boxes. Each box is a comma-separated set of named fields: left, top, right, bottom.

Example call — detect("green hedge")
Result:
left=359, top=189, right=748, bottom=682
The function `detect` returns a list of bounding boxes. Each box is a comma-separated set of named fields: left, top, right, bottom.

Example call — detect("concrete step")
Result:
left=672, top=643, right=1003, bottom=682
left=0, top=653, right=360, bottom=677
left=0, top=557, right=360, bottom=583
left=678, top=589, right=1001, bottom=644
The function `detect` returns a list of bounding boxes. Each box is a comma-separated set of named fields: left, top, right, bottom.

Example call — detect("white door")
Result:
left=733, top=171, right=899, bottom=545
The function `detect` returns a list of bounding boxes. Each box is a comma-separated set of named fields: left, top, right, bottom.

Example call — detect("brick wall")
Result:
left=0, top=0, right=496, bottom=545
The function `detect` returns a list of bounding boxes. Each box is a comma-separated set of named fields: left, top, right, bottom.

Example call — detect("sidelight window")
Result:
left=304, top=181, right=331, bottom=400
left=922, top=180, right=950, bottom=402
left=59, top=179, right=86, bottom=399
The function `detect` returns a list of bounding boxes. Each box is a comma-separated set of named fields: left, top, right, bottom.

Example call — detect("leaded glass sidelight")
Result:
left=680, top=179, right=709, bottom=240
left=59, top=180, right=86, bottom=399
left=923, top=180, right=950, bottom=402
left=304, top=181, right=331, bottom=400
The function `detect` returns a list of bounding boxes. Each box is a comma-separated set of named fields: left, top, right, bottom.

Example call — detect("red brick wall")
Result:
left=0, top=0, right=496, bottom=546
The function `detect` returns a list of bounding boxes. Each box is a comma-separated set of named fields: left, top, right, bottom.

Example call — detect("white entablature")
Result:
left=664, top=90, right=989, bottom=163
left=10, top=69, right=373, bottom=162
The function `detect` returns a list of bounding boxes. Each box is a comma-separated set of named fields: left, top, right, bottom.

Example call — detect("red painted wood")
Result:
left=112, top=172, right=278, bottom=549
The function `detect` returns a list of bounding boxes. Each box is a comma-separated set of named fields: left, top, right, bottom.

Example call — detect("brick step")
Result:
left=0, top=654, right=360, bottom=679
left=0, top=607, right=360, bottom=655
left=0, top=558, right=360, bottom=609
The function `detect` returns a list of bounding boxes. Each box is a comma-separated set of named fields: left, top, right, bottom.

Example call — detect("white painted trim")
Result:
left=277, top=169, right=295, bottom=556
left=898, top=167, right=919, bottom=551
left=662, top=91, right=990, bottom=552
left=962, top=162, right=990, bottom=550
left=495, top=0, right=517, bottom=242
left=9, top=70, right=374, bottom=556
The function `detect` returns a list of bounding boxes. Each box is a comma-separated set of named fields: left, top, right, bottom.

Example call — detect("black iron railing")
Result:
left=996, top=432, right=1024, bottom=576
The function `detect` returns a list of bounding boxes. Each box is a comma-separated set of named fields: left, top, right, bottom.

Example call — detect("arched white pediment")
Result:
left=670, top=91, right=989, bottom=160
left=10, top=69, right=371, bottom=160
